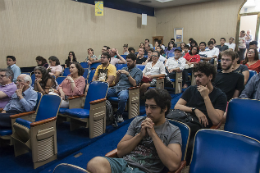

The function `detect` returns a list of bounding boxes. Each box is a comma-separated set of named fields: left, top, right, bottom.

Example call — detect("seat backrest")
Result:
left=136, top=65, right=145, bottom=71
left=80, top=62, right=89, bottom=68
left=248, top=70, right=257, bottom=83
left=34, top=92, right=42, bottom=111
left=31, top=74, right=35, bottom=86
left=35, top=95, right=61, bottom=121
left=190, top=129, right=260, bottom=173
left=83, top=68, right=89, bottom=79
left=56, top=76, right=66, bottom=85
left=90, top=62, right=101, bottom=69
left=168, top=120, right=190, bottom=161
left=63, top=68, right=70, bottom=76
left=225, top=98, right=260, bottom=141
left=53, top=163, right=88, bottom=173
left=120, top=55, right=127, bottom=59
left=84, top=81, right=108, bottom=110
left=116, top=64, right=127, bottom=70
left=87, top=69, right=96, bottom=84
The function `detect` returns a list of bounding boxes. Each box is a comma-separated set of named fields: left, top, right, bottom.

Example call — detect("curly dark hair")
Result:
left=71, top=62, right=84, bottom=76
left=34, top=66, right=56, bottom=90
left=144, top=88, right=172, bottom=115
left=193, top=62, right=216, bottom=82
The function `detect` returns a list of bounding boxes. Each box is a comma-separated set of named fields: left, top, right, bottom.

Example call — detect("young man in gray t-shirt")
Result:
left=87, top=88, right=182, bottom=173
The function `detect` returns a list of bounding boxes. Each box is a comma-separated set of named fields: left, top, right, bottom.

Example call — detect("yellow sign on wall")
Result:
left=95, top=1, right=103, bottom=16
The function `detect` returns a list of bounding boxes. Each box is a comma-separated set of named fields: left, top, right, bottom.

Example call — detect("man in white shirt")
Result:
left=165, top=48, right=186, bottom=81
left=206, top=41, right=219, bottom=64
left=199, top=42, right=208, bottom=61
left=225, top=37, right=236, bottom=51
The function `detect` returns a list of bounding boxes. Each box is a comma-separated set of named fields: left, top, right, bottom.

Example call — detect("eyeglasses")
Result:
left=248, top=51, right=254, bottom=54
left=69, top=54, right=73, bottom=55
left=221, top=58, right=232, bottom=62
left=151, top=55, right=158, bottom=57
left=0, top=75, right=6, bottom=78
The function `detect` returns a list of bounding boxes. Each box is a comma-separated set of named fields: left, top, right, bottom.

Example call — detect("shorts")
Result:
left=105, top=157, right=145, bottom=173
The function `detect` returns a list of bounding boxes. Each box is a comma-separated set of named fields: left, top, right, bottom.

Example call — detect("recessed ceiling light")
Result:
left=155, top=0, right=174, bottom=3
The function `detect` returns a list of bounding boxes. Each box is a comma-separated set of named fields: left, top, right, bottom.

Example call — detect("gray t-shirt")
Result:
left=123, top=116, right=182, bottom=173
left=233, top=64, right=248, bottom=74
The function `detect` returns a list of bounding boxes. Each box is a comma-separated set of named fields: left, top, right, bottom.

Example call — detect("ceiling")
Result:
left=126, top=0, right=217, bottom=9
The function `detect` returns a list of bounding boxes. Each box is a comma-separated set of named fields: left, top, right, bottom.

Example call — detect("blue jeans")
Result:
left=107, top=88, right=129, bottom=115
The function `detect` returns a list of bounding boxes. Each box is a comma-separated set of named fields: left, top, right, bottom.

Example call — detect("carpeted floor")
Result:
left=0, top=91, right=183, bottom=173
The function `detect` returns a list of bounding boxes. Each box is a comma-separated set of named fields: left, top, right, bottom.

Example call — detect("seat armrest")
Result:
left=128, top=86, right=140, bottom=90
left=68, top=94, right=85, bottom=100
left=157, top=77, right=165, bottom=80
left=30, top=117, right=57, bottom=127
left=10, top=111, right=36, bottom=119
left=105, top=149, right=118, bottom=157
left=168, top=160, right=186, bottom=173
left=89, top=98, right=106, bottom=105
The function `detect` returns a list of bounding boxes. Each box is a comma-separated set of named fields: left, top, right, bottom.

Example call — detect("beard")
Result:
left=221, top=63, right=232, bottom=70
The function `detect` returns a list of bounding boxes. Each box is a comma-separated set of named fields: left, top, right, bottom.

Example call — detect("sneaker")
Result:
left=117, top=115, right=124, bottom=123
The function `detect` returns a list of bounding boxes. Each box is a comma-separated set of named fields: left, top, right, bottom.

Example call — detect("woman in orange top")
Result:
left=242, top=48, right=260, bottom=73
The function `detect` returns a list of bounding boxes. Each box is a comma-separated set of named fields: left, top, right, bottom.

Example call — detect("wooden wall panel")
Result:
left=0, top=0, right=156, bottom=67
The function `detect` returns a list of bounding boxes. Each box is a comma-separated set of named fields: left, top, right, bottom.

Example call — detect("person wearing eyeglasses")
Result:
left=214, top=50, right=244, bottom=101
left=242, top=48, right=260, bottom=73
left=65, top=51, right=77, bottom=68
left=0, top=69, right=17, bottom=108
left=0, top=74, right=37, bottom=129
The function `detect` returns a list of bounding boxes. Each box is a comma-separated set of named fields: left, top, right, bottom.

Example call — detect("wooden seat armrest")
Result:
left=128, top=86, right=140, bottom=90
left=105, top=149, right=118, bottom=157
left=10, top=111, right=36, bottom=119
left=68, top=94, right=85, bottom=100
left=0, top=108, right=3, bottom=112
left=30, top=117, right=57, bottom=127
left=157, top=77, right=165, bottom=80
left=168, top=160, right=186, bottom=173
left=89, top=98, right=106, bottom=105
left=210, top=120, right=222, bottom=129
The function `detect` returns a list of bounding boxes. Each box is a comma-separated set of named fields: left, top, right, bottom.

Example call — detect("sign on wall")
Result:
left=95, top=1, right=103, bottom=16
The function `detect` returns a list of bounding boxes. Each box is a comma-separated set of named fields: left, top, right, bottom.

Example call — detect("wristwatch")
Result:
left=192, top=107, right=196, bottom=114
left=126, top=73, right=130, bottom=77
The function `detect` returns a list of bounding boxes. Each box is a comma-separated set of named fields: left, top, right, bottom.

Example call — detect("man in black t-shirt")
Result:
left=136, top=48, right=146, bottom=64
left=214, top=50, right=244, bottom=101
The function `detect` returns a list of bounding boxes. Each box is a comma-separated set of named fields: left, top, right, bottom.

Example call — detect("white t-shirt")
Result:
left=143, top=60, right=166, bottom=76
left=238, top=36, right=246, bottom=49
left=205, top=47, right=219, bottom=58
left=225, top=43, right=236, bottom=51
left=165, top=57, right=186, bottom=71
left=158, top=55, right=166, bottom=62
left=199, top=50, right=209, bottom=58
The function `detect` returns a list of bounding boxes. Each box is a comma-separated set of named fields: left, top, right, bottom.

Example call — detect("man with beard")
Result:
left=87, top=88, right=182, bottom=173
left=107, top=53, right=143, bottom=122
left=175, top=62, right=227, bottom=163
left=214, top=50, right=244, bottom=101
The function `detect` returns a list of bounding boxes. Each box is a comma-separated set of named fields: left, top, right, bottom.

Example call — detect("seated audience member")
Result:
left=128, top=47, right=135, bottom=54
left=145, top=38, right=153, bottom=48
left=187, top=38, right=194, bottom=47
left=239, top=72, right=260, bottom=100
left=184, top=46, right=200, bottom=65
left=47, top=56, right=63, bottom=78
left=156, top=46, right=166, bottom=62
left=160, top=43, right=166, bottom=50
left=6, top=56, right=21, bottom=83
left=175, top=62, right=226, bottom=163
left=216, top=38, right=229, bottom=52
left=214, top=50, right=244, bottom=101
left=65, top=51, right=77, bottom=68
left=190, top=40, right=198, bottom=48
left=142, top=48, right=154, bottom=65
left=34, top=66, right=57, bottom=95
left=180, top=42, right=186, bottom=53
left=232, top=52, right=249, bottom=85
left=122, top=44, right=129, bottom=55
left=170, top=38, right=177, bottom=47
left=153, top=41, right=159, bottom=50
left=36, top=56, right=48, bottom=68
left=107, top=53, right=142, bottom=123
left=238, top=30, right=246, bottom=62
left=56, top=63, right=85, bottom=108
left=109, top=48, right=127, bottom=66
left=139, top=42, right=145, bottom=50
left=87, top=88, right=182, bottom=173
left=136, top=48, right=146, bottom=64
left=199, top=42, right=208, bottom=61
left=210, top=38, right=217, bottom=47
left=183, top=45, right=190, bottom=56
left=206, top=41, right=219, bottom=63
left=165, top=48, right=186, bottom=81
left=0, top=69, right=17, bottom=108
left=140, top=51, right=166, bottom=95
left=165, top=41, right=176, bottom=58
left=242, top=48, right=260, bottom=73
left=85, top=48, right=97, bottom=63
left=92, top=52, right=116, bottom=87
left=144, top=43, right=150, bottom=55
left=249, top=41, right=260, bottom=60
left=225, top=37, right=236, bottom=51
left=0, top=74, right=37, bottom=128
left=89, top=46, right=110, bottom=65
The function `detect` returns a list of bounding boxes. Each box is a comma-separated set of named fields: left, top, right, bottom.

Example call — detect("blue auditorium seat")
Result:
left=189, top=129, right=260, bottom=173
left=53, top=163, right=89, bottom=173
left=87, top=69, right=96, bottom=84
left=31, top=73, right=35, bottom=86
left=56, top=76, right=66, bottom=85
left=83, top=69, right=89, bottom=79
left=63, top=68, right=70, bottom=76
left=90, top=62, right=101, bottom=69
left=225, top=98, right=260, bottom=141
left=248, top=70, right=257, bottom=84
left=120, top=55, right=127, bottom=59
left=116, top=63, right=127, bottom=70
left=136, top=64, right=145, bottom=71
left=80, top=62, right=89, bottom=68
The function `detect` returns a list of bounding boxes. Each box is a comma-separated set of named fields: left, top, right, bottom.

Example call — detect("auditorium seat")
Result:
left=166, top=72, right=182, bottom=94
left=11, top=94, right=61, bottom=169
left=80, top=62, right=89, bottom=68
left=136, top=64, right=145, bottom=71
left=53, top=163, right=90, bottom=173
left=225, top=98, right=260, bottom=141
left=105, top=119, right=191, bottom=173
left=90, top=62, right=101, bottom=70
left=62, top=81, right=108, bottom=138
left=63, top=68, right=70, bottom=76
left=115, top=63, right=127, bottom=70
left=83, top=69, right=89, bottom=79
left=56, top=76, right=66, bottom=85
left=87, top=69, right=95, bottom=84
left=188, top=129, right=260, bottom=173
left=248, top=70, right=257, bottom=84
left=31, top=73, right=36, bottom=86
left=120, top=55, right=127, bottom=59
